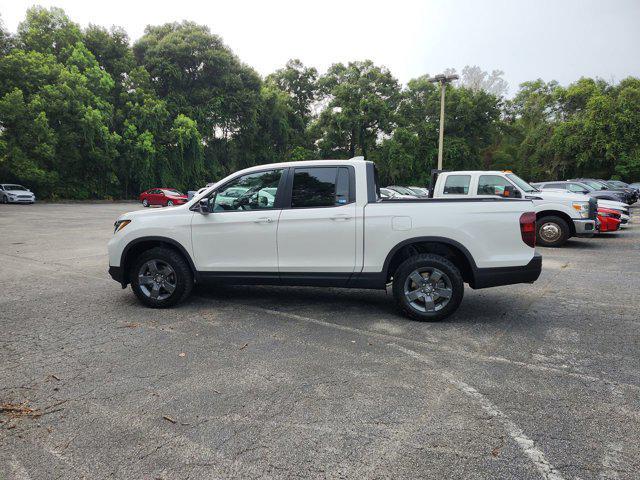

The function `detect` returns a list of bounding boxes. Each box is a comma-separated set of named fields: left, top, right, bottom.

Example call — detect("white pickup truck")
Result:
left=108, top=159, right=541, bottom=321
left=430, top=170, right=598, bottom=247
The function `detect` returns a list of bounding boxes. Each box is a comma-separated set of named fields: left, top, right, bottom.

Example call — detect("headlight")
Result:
left=114, top=219, right=131, bottom=234
left=571, top=202, right=589, bottom=218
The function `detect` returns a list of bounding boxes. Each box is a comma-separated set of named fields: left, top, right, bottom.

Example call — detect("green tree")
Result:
left=315, top=60, right=401, bottom=158
left=16, top=7, right=82, bottom=60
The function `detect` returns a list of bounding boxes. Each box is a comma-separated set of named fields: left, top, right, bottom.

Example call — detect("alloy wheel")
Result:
left=137, top=260, right=177, bottom=300
left=403, top=267, right=453, bottom=313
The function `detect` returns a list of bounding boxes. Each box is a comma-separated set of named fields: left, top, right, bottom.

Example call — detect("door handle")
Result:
left=331, top=214, right=351, bottom=221
left=254, top=217, right=274, bottom=224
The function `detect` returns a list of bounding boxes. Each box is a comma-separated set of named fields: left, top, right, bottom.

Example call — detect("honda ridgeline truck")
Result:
left=430, top=171, right=598, bottom=247
left=108, top=159, right=541, bottom=321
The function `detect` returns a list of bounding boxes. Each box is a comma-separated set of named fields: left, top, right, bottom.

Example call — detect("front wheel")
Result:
left=392, top=254, right=464, bottom=322
left=1, top=195, right=8, bottom=204
left=130, top=247, right=193, bottom=308
left=536, top=215, right=569, bottom=247
left=167, top=200, right=174, bottom=207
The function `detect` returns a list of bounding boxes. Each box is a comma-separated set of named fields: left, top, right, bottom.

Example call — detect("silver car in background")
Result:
left=0, top=184, right=36, bottom=204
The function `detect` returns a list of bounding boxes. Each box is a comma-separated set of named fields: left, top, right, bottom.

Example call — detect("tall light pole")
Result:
left=428, top=73, right=459, bottom=170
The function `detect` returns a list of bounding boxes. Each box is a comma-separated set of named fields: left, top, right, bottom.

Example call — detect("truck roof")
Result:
left=237, top=158, right=369, bottom=174
left=439, top=170, right=515, bottom=175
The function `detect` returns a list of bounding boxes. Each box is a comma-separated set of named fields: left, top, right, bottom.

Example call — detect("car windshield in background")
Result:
left=583, top=180, right=606, bottom=190
left=576, top=183, right=595, bottom=192
left=165, top=189, right=184, bottom=196
left=505, top=174, right=537, bottom=193
left=4, top=185, right=27, bottom=191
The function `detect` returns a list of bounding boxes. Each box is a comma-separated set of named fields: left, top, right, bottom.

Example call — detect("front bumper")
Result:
left=472, top=253, right=542, bottom=289
left=573, top=219, right=596, bottom=237
left=109, top=266, right=127, bottom=288
left=7, top=197, right=35, bottom=203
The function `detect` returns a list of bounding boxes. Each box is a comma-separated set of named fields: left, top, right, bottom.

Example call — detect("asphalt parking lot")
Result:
left=1, top=202, right=639, bottom=479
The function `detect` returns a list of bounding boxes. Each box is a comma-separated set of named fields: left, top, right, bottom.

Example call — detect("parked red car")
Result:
left=139, top=188, right=188, bottom=207
left=597, top=207, right=622, bottom=232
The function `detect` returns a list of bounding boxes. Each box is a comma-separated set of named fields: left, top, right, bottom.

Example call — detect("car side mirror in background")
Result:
left=502, top=185, right=521, bottom=198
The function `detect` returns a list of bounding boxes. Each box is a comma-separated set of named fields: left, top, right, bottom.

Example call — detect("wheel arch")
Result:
left=120, top=237, right=196, bottom=285
left=536, top=210, right=575, bottom=236
left=382, top=237, right=477, bottom=286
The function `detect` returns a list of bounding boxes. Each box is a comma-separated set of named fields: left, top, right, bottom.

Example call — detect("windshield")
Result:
left=164, top=189, right=184, bottom=196
left=505, top=174, right=537, bottom=193
left=583, top=180, right=606, bottom=190
left=577, top=183, right=595, bottom=192
left=4, top=184, right=27, bottom=191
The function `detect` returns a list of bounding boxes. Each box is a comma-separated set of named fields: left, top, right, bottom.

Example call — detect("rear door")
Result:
left=277, top=166, right=357, bottom=276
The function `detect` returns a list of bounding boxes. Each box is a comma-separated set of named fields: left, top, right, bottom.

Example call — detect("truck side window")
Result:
left=477, top=175, right=512, bottom=196
left=443, top=175, right=471, bottom=195
left=212, top=169, right=283, bottom=211
left=292, top=167, right=350, bottom=208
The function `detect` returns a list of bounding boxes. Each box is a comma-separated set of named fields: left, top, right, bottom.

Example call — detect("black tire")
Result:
left=142, top=199, right=149, bottom=207
left=1, top=195, right=7, bottom=204
left=392, top=254, right=464, bottom=322
left=130, top=247, right=193, bottom=308
left=536, top=215, right=569, bottom=247
left=167, top=200, right=174, bottom=207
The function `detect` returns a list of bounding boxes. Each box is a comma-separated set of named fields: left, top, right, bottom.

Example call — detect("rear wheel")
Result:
left=130, top=247, right=193, bottom=308
left=536, top=215, right=569, bottom=247
left=142, top=199, right=149, bottom=207
left=392, top=254, right=464, bottom=322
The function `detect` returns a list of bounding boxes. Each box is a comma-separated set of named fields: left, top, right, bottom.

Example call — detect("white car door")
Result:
left=191, top=169, right=285, bottom=272
left=277, top=166, right=357, bottom=274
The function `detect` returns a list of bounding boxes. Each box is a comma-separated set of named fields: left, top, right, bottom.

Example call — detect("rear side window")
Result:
left=443, top=175, right=470, bottom=195
left=477, top=175, right=512, bottom=195
left=291, top=167, right=351, bottom=208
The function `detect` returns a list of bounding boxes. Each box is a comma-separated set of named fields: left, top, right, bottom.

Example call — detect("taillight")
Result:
left=519, top=212, right=536, bottom=248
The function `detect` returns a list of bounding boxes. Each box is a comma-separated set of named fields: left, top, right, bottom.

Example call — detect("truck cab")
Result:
left=431, top=171, right=597, bottom=247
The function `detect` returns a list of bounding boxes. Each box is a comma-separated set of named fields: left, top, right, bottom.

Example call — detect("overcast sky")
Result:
left=3, top=0, right=640, bottom=93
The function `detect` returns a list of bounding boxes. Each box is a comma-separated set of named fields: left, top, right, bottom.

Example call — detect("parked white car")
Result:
left=108, top=159, right=541, bottom=321
left=0, top=184, right=36, bottom=204
left=430, top=171, right=598, bottom=247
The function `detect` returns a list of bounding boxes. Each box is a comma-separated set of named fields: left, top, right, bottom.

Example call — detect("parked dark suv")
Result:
left=567, top=179, right=635, bottom=204
left=532, top=180, right=627, bottom=203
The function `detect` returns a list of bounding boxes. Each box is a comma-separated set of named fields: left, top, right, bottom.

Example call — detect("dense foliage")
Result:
left=1, top=7, right=639, bottom=199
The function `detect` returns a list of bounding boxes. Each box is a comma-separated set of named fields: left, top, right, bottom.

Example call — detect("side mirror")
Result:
left=197, top=198, right=211, bottom=215
left=502, top=185, right=521, bottom=198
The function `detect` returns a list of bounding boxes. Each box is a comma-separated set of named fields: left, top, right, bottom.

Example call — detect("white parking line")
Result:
left=394, top=345, right=565, bottom=480
left=599, top=442, right=624, bottom=479
left=249, top=305, right=566, bottom=479
left=249, top=306, right=639, bottom=393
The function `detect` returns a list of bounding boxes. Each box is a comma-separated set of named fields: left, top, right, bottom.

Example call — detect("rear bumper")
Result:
left=573, top=219, right=596, bottom=237
left=472, top=253, right=542, bottom=289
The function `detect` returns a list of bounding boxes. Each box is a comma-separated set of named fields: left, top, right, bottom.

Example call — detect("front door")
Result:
left=277, top=166, right=357, bottom=275
left=191, top=169, right=285, bottom=272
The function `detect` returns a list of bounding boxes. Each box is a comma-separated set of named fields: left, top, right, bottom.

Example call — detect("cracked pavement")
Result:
left=1, top=202, right=639, bottom=479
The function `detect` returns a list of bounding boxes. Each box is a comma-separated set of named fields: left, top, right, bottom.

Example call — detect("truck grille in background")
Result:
left=588, top=198, right=597, bottom=219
